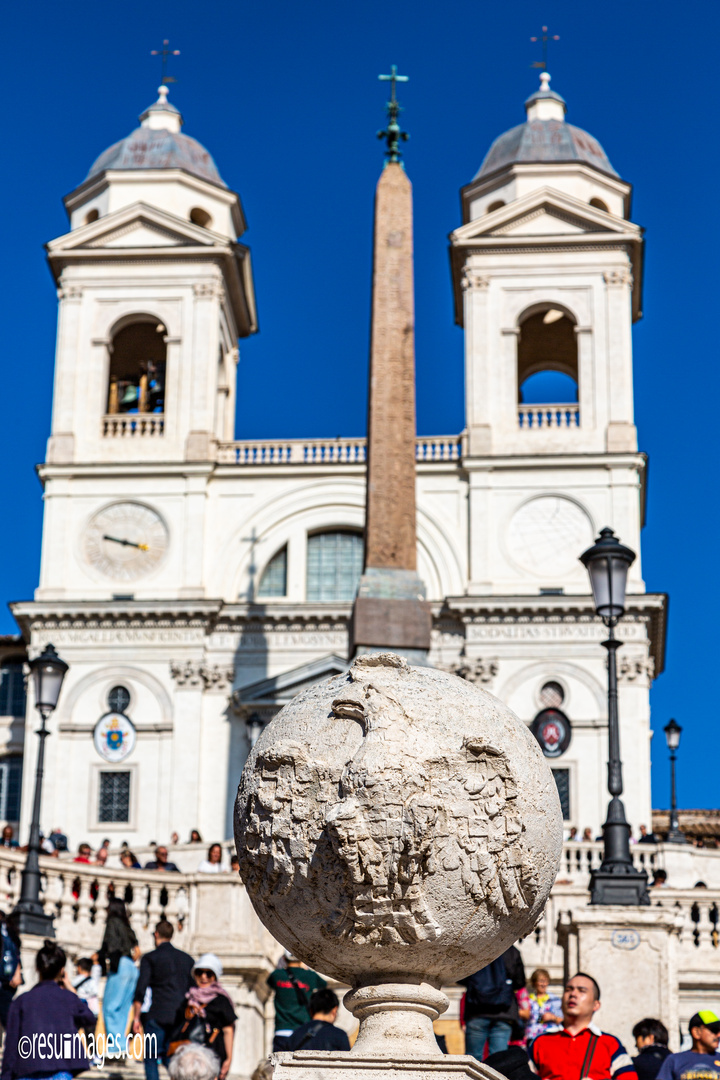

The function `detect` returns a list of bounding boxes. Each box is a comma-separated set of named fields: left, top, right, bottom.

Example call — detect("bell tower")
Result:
left=45, top=86, right=257, bottom=468
left=449, top=73, right=646, bottom=598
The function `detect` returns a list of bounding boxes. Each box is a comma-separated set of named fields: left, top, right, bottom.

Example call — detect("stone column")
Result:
left=350, top=163, right=431, bottom=661
left=559, top=905, right=685, bottom=1052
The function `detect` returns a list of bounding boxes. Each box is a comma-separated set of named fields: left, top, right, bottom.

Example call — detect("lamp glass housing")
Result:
left=664, top=718, right=682, bottom=751
left=580, top=528, right=636, bottom=622
left=29, top=644, right=68, bottom=713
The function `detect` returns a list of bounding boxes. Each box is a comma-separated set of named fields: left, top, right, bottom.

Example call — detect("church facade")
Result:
left=11, top=75, right=666, bottom=848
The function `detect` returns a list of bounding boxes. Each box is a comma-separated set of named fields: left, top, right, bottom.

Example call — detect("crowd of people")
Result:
left=260, top=945, right=720, bottom=1080
left=0, top=911, right=238, bottom=1080
left=455, top=949, right=720, bottom=1080
left=0, top=920, right=716, bottom=1080
left=0, top=827, right=242, bottom=875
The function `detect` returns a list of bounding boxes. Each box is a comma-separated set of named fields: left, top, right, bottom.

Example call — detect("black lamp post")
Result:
left=663, top=718, right=687, bottom=844
left=580, top=528, right=650, bottom=905
left=12, top=644, right=68, bottom=936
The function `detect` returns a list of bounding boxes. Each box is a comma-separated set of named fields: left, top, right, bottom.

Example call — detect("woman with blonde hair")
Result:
left=525, top=968, right=562, bottom=1046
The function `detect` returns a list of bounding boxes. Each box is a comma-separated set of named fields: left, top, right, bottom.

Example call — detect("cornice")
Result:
left=10, top=594, right=667, bottom=674
left=442, top=592, right=667, bottom=674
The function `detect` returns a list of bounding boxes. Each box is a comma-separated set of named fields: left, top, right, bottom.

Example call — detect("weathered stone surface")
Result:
left=235, top=652, right=563, bottom=987
left=365, top=163, right=418, bottom=572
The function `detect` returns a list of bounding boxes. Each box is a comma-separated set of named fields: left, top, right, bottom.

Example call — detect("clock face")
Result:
left=84, top=502, right=168, bottom=581
left=507, top=496, right=593, bottom=578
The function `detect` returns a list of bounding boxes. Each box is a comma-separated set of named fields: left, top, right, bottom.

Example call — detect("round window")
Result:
left=107, top=685, right=131, bottom=714
left=539, top=681, right=564, bottom=708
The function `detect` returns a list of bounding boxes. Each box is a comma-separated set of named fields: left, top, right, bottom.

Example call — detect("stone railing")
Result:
left=216, top=435, right=463, bottom=465
left=518, top=403, right=580, bottom=428
left=560, top=840, right=658, bottom=883
left=0, top=850, right=274, bottom=962
left=102, top=414, right=165, bottom=437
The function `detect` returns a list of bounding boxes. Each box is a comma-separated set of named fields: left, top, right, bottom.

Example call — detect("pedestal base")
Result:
left=559, top=904, right=685, bottom=1051
left=12, top=906, right=54, bottom=938
left=350, top=568, right=431, bottom=660
left=273, top=1051, right=502, bottom=1080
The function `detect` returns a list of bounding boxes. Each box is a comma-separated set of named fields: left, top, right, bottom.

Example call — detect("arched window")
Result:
left=190, top=207, right=213, bottom=228
left=307, top=532, right=363, bottom=603
left=107, top=318, right=167, bottom=415
left=0, top=660, right=25, bottom=717
left=84, top=208, right=100, bottom=224
left=487, top=200, right=505, bottom=213
left=518, top=308, right=578, bottom=405
left=589, top=197, right=609, bottom=212
left=258, top=546, right=287, bottom=598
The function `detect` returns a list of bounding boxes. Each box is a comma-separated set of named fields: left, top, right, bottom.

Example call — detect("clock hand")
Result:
left=103, top=534, right=150, bottom=551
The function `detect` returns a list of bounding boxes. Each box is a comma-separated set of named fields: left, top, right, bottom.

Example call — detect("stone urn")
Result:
left=235, top=653, right=562, bottom=1060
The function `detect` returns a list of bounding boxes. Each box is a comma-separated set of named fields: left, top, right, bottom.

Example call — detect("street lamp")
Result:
left=246, top=712, right=264, bottom=749
left=580, top=528, right=650, bottom=905
left=663, top=718, right=687, bottom=844
left=12, top=644, right=68, bottom=936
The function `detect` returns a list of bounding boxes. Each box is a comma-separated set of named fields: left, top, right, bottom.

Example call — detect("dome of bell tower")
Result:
left=476, top=73, right=618, bottom=181
left=85, top=86, right=226, bottom=188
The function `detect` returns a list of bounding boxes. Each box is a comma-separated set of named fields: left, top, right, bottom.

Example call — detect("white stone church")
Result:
left=8, top=73, right=666, bottom=851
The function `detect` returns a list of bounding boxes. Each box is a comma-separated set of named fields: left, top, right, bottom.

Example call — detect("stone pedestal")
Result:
left=273, top=1050, right=501, bottom=1080
left=560, top=905, right=685, bottom=1051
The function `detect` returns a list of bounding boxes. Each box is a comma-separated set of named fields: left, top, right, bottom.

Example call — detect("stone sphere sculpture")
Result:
left=235, top=653, right=563, bottom=1058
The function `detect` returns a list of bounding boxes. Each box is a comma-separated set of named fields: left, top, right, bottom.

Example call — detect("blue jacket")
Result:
left=1, top=979, right=95, bottom=1080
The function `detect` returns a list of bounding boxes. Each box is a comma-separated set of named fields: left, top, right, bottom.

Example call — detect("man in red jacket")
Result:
left=530, top=973, right=637, bottom=1080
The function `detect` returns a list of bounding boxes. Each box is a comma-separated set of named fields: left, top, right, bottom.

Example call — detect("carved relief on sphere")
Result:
left=235, top=653, right=562, bottom=983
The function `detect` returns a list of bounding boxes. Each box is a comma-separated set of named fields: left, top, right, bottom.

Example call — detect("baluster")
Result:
left=76, top=877, right=94, bottom=937
left=55, top=874, right=76, bottom=937
left=697, top=901, right=715, bottom=951
left=147, top=883, right=163, bottom=929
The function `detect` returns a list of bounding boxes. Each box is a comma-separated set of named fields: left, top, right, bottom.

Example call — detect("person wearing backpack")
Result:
left=460, top=945, right=526, bottom=1060
left=287, top=989, right=350, bottom=1052
left=267, top=952, right=326, bottom=1051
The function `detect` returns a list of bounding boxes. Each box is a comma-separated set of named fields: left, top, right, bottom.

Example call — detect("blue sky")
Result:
left=1, top=0, right=717, bottom=810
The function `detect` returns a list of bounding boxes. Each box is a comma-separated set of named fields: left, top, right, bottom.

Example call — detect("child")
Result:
left=73, top=955, right=101, bottom=1017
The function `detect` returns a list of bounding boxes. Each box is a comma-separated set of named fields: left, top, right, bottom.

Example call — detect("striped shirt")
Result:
left=530, top=1024, right=638, bottom=1080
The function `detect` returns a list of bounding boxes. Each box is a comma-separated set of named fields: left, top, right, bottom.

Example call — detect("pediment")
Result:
left=237, top=653, right=348, bottom=711
left=490, top=204, right=601, bottom=236
left=86, top=218, right=201, bottom=248
left=47, top=201, right=222, bottom=255
left=452, top=186, right=637, bottom=244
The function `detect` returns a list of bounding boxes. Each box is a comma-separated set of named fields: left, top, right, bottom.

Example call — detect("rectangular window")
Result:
left=307, top=532, right=363, bottom=603
left=552, top=768, right=571, bottom=820
left=98, top=771, right=131, bottom=823
left=0, top=759, right=22, bottom=821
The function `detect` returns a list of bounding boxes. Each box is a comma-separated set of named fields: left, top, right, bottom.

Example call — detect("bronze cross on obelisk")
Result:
left=377, top=64, right=410, bottom=164
left=530, top=26, right=560, bottom=70
left=151, top=39, right=181, bottom=84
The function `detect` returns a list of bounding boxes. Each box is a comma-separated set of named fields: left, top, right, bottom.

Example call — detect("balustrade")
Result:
left=518, top=403, right=580, bottom=429
left=217, top=435, right=462, bottom=465
left=103, top=414, right=165, bottom=437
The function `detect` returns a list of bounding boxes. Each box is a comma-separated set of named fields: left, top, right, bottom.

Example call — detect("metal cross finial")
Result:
left=377, top=65, right=410, bottom=164
left=150, top=39, right=181, bottom=85
left=530, top=26, right=560, bottom=71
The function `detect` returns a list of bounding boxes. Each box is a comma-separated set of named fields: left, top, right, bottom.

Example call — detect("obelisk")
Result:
left=350, top=67, right=432, bottom=663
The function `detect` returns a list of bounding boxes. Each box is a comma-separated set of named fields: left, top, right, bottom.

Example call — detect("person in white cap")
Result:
left=169, top=954, right=236, bottom=1080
